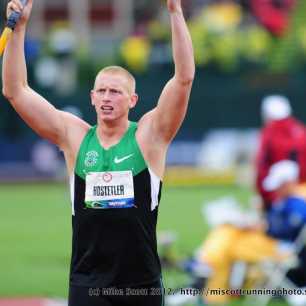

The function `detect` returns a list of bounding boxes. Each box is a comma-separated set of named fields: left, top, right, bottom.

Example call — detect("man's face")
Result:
left=91, top=73, right=137, bottom=122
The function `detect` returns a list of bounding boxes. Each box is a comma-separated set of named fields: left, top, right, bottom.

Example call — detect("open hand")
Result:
left=167, top=0, right=182, bottom=13
left=7, top=0, right=33, bottom=27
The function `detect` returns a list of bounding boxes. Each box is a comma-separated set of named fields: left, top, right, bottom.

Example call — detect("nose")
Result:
left=102, top=90, right=112, bottom=102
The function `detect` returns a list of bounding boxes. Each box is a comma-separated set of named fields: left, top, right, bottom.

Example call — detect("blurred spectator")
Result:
left=196, top=196, right=293, bottom=304
left=31, top=140, right=61, bottom=177
left=263, top=160, right=306, bottom=286
left=199, top=224, right=291, bottom=304
left=49, top=25, right=77, bottom=57
left=250, top=0, right=296, bottom=36
left=120, top=35, right=151, bottom=72
left=34, top=56, right=59, bottom=89
left=263, top=160, right=306, bottom=241
left=35, top=23, right=78, bottom=95
left=256, top=95, right=306, bottom=210
left=166, top=196, right=295, bottom=305
left=200, top=1, right=243, bottom=32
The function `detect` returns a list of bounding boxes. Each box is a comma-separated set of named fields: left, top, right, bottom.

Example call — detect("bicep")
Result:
left=8, top=86, right=66, bottom=145
left=153, top=77, right=192, bottom=143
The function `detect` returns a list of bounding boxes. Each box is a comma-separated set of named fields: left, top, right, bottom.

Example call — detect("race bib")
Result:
left=85, top=171, right=135, bottom=209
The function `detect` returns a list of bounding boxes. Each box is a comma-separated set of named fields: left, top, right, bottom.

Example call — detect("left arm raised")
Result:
left=141, top=0, right=195, bottom=144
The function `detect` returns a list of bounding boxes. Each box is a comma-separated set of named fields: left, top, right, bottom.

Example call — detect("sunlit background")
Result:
left=0, top=0, right=306, bottom=306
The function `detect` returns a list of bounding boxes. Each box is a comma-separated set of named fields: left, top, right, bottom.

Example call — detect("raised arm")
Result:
left=139, top=0, right=195, bottom=144
left=2, top=0, right=88, bottom=148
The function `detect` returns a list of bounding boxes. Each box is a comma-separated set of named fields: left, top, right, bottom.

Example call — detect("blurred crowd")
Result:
left=4, top=0, right=305, bottom=95
left=131, top=0, right=303, bottom=72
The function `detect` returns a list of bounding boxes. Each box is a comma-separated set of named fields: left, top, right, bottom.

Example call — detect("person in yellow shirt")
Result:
left=197, top=197, right=293, bottom=304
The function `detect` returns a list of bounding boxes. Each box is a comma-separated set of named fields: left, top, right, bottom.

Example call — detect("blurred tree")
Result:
left=240, top=26, right=272, bottom=63
left=268, top=0, right=306, bottom=72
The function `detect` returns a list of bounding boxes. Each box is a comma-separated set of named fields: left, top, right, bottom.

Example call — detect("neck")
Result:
left=96, top=119, right=129, bottom=149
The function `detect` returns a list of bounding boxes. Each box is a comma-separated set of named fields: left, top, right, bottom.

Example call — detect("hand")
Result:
left=6, top=0, right=33, bottom=28
left=167, top=0, right=182, bottom=13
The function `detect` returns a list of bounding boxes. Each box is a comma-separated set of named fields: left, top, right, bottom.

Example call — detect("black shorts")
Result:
left=68, top=279, right=165, bottom=306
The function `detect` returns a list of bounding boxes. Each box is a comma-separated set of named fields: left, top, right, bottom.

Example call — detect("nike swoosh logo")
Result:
left=114, top=154, right=134, bottom=164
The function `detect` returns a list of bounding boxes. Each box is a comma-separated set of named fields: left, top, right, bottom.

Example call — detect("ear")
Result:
left=129, top=93, right=138, bottom=109
left=90, top=90, right=95, bottom=106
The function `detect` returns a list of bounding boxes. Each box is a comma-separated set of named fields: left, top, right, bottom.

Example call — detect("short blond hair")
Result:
left=94, top=66, right=136, bottom=94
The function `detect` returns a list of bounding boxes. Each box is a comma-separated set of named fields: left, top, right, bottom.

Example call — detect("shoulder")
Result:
left=59, top=111, right=92, bottom=154
left=136, top=109, right=169, bottom=151
left=136, top=110, right=155, bottom=142
left=135, top=110, right=168, bottom=179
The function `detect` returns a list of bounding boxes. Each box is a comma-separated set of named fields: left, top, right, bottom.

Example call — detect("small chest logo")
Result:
left=114, top=154, right=134, bottom=164
left=85, top=151, right=99, bottom=167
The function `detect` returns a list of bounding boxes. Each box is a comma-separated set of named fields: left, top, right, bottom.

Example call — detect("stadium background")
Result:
left=0, top=0, right=306, bottom=305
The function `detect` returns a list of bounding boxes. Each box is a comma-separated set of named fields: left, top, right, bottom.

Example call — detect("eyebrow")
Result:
left=96, top=86, right=123, bottom=92
left=95, top=80, right=130, bottom=93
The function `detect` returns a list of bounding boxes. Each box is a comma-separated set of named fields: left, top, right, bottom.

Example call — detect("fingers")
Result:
left=7, top=0, right=24, bottom=15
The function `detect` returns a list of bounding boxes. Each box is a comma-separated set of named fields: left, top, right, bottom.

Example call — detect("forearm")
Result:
left=2, top=25, right=28, bottom=99
left=170, top=10, right=195, bottom=84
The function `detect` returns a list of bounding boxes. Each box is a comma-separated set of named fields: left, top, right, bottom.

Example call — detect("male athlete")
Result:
left=2, top=0, right=195, bottom=306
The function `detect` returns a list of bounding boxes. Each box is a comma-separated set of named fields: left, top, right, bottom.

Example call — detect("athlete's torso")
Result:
left=69, top=121, right=162, bottom=287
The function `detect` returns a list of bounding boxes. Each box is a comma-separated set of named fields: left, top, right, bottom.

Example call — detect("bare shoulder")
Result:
left=60, top=111, right=91, bottom=151
left=136, top=109, right=168, bottom=179
left=58, top=111, right=91, bottom=174
left=137, top=109, right=160, bottom=149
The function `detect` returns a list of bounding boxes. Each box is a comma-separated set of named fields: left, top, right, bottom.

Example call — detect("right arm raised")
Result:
left=2, top=0, right=89, bottom=149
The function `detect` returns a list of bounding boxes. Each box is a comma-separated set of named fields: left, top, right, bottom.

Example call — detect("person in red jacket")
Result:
left=249, top=0, right=295, bottom=36
left=256, top=95, right=306, bottom=210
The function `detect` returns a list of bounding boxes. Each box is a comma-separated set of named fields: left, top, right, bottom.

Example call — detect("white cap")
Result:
left=202, top=196, right=260, bottom=228
left=261, top=95, right=292, bottom=122
left=263, top=160, right=299, bottom=191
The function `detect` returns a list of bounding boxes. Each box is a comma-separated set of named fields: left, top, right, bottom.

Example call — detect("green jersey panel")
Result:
left=75, top=121, right=147, bottom=179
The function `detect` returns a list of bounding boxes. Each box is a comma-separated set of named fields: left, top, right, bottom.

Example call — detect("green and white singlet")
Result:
left=69, top=121, right=162, bottom=287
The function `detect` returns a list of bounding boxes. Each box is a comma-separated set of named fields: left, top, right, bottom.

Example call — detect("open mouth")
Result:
left=101, top=106, right=114, bottom=111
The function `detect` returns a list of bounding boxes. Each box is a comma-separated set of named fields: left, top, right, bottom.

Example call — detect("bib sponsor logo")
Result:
left=85, top=151, right=99, bottom=167
left=114, top=154, right=134, bottom=164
